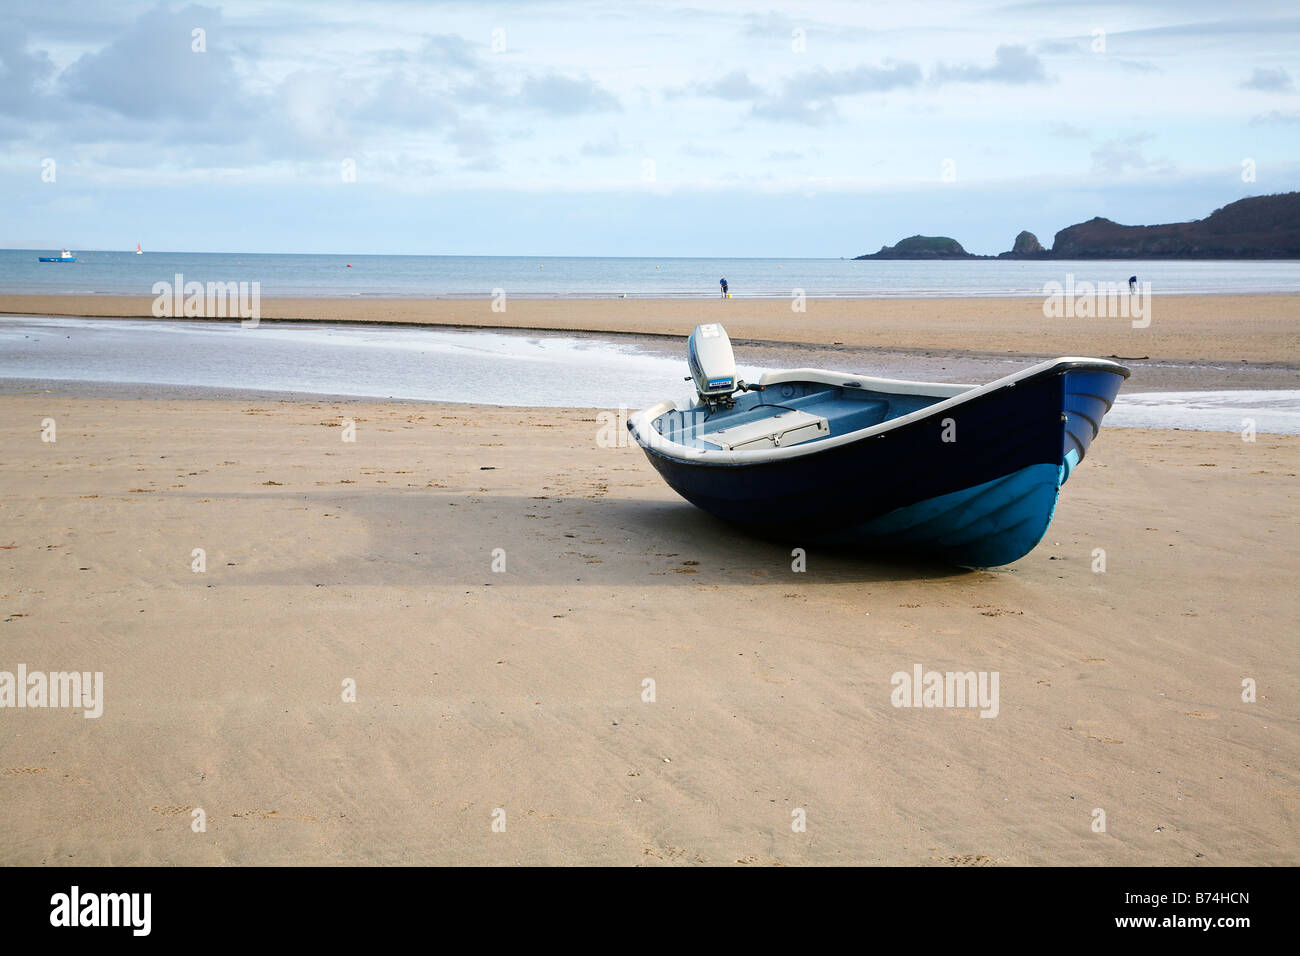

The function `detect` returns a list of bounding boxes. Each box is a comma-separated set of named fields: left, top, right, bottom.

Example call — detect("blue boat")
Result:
left=626, top=323, right=1129, bottom=567
left=38, top=249, right=77, bottom=262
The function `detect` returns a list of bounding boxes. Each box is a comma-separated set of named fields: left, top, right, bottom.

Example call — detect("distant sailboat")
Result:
left=136, top=242, right=142, bottom=255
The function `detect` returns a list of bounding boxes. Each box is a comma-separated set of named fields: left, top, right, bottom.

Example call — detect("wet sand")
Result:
left=2, top=292, right=1298, bottom=367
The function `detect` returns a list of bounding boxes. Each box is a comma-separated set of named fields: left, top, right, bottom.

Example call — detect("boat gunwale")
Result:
left=627, top=356, right=1130, bottom=466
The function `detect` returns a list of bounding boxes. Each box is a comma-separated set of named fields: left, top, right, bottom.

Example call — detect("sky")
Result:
left=2, top=0, right=1298, bottom=256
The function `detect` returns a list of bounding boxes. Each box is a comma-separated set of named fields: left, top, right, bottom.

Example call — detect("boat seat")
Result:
left=700, top=409, right=830, bottom=451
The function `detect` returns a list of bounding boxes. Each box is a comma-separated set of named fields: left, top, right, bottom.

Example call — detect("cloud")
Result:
left=1047, top=121, right=1090, bottom=139
left=680, top=144, right=723, bottom=158
left=450, top=71, right=513, bottom=107
left=447, top=119, right=499, bottom=170
left=370, top=33, right=478, bottom=71
left=1, top=4, right=138, bottom=44
left=785, top=62, right=923, bottom=99
left=1036, top=38, right=1080, bottom=54
left=416, top=33, right=480, bottom=71
left=275, top=68, right=359, bottom=150
left=683, top=46, right=1050, bottom=126
left=686, top=62, right=921, bottom=117
left=0, top=27, right=58, bottom=119
left=742, top=11, right=802, bottom=39
left=6, top=0, right=1295, bottom=243
left=1117, top=59, right=1160, bottom=74
left=932, top=45, right=1049, bottom=85
left=1090, top=134, right=1170, bottom=177
left=752, top=61, right=922, bottom=123
left=695, top=70, right=762, bottom=101
left=1091, top=138, right=1148, bottom=176
left=1241, top=67, right=1294, bottom=92
left=750, top=91, right=838, bottom=124
left=60, top=4, right=249, bottom=120
left=354, top=70, right=460, bottom=130
left=738, top=10, right=877, bottom=42
left=580, top=133, right=625, bottom=157
left=518, top=73, right=620, bottom=116
left=1102, top=17, right=1300, bottom=42
left=1249, top=110, right=1300, bottom=126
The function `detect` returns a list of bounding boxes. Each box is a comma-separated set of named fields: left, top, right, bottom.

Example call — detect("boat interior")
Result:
left=651, top=324, right=977, bottom=453
left=637, top=325, right=1129, bottom=462
left=653, top=375, right=964, bottom=451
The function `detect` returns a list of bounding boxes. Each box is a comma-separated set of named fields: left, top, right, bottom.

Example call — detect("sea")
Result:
left=3, top=249, right=1300, bottom=298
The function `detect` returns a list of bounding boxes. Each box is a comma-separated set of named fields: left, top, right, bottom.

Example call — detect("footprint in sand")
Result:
left=643, top=844, right=709, bottom=863
left=934, top=853, right=1000, bottom=866
left=977, top=605, right=1023, bottom=617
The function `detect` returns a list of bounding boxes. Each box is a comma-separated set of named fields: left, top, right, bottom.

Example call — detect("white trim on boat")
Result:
left=627, top=356, right=1128, bottom=465
left=758, top=367, right=973, bottom=397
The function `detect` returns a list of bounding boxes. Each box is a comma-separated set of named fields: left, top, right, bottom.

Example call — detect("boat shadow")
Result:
left=201, top=490, right=975, bottom=588
left=612, top=498, right=976, bottom=583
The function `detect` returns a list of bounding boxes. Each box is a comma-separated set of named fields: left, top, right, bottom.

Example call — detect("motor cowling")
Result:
left=687, top=323, right=738, bottom=407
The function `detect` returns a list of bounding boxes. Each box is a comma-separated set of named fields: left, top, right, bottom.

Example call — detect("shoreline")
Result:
left=1, top=291, right=1297, bottom=369
left=4, top=294, right=1299, bottom=393
left=5, top=288, right=1299, bottom=299
left=3, top=376, right=1298, bottom=435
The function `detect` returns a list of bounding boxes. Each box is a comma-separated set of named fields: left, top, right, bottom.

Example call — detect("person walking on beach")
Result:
left=720, top=277, right=729, bottom=298
left=1128, top=275, right=1138, bottom=293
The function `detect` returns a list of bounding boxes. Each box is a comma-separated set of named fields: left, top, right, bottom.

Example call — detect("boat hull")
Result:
left=631, top=362, right=1127, bottom=567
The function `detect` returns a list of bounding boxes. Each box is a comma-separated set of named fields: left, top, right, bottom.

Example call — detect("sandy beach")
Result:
left=3, top=292, right=1298, bottom=366
left=1, top=385, right=1297, bottom=865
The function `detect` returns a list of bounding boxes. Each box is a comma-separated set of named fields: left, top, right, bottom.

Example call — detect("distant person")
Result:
left=720, top=277, right=729, bottom=298
left=1128, top=275, right=1138, bottom=293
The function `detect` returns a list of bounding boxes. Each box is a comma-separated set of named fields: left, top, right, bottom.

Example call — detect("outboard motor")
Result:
left=687, top=323, right=742, bottom=410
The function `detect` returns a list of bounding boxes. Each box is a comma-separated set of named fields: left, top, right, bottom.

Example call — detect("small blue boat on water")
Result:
left=38, top=249, right=77, bottom=262
left=627, top=323, right=1129, bottom=567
